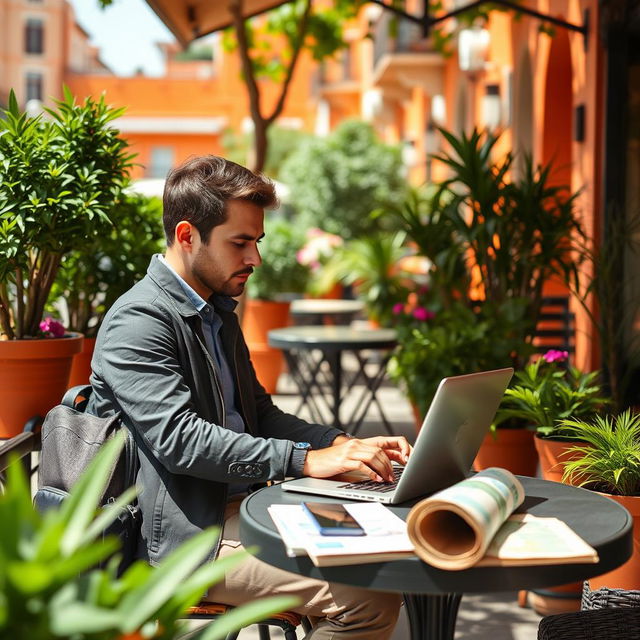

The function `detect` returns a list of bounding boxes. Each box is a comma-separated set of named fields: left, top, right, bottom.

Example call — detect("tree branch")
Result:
left=266, top=0, right=313, bottom=126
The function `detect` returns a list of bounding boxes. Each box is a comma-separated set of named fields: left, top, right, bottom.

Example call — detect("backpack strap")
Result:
left=61, top=385, right=93, bottom=410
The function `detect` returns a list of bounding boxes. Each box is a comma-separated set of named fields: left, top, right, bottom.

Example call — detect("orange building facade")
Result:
left=2, top=0, right=639, bottom=373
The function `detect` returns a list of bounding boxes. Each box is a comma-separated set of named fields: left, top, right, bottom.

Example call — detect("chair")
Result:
left=537, top=582, right=640, bottom=639
left=533, top=296, right=576, bottom=357
left=185, top=601, right=311, bottom=639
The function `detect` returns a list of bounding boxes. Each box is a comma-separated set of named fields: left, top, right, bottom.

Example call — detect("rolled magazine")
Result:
left=406, top=467, right=598, bottom=570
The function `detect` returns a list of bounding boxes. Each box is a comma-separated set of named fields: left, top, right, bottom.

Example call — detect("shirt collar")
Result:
left=159, top=255, right=238, bottom=314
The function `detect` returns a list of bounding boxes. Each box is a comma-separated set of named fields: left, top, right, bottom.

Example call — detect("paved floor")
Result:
left=204, top=365, right=543, bottom=639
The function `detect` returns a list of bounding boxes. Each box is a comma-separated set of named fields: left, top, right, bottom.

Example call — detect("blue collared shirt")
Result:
left=159, top=256, right=245, bottom=435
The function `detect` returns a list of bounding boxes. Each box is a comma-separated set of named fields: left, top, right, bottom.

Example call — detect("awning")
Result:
left=145, top=0, right=292, bottom=46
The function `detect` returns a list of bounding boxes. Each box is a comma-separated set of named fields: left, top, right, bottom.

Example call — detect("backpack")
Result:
left=34, top=385, right=141, bottom=573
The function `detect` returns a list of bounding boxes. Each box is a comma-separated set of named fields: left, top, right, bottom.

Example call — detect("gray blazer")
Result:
left=88, top=255, right=343, bottom=565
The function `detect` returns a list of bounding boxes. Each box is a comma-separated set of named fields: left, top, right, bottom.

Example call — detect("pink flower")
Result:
left=39, top=317, right=65, bottom=338
left=392, top=303, right=405, bottom=315
left=543, top=349, right=569, bottom=364
left=412, top=307, right=435, bottom=321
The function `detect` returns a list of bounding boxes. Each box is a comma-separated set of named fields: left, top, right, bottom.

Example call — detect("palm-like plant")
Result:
left=560, top=410, right=640, bottom=496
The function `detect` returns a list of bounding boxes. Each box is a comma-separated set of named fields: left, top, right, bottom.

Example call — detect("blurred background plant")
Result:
left=296, top=227, right=344, bottom=296
left=280, top=120, right=407, bottom=240
left=246, top=216, right=311, bottom=301
left=384, top=128, right=585, bottom=371
left=314, top=231, right=412, bottom=326
left=48, top=192, right=164, bottom=337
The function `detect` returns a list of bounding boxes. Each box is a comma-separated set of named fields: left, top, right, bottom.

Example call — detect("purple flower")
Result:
left=39, top=317, right=66, bottom=338
left=543, top=349, right=569, bottom=364
left=412, top=307, right=435, bottom=321
left=392, top=303, right=405, bottom=315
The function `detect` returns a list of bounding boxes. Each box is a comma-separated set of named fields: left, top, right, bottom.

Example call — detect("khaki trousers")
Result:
left=207, top=497, right=402, bottom=639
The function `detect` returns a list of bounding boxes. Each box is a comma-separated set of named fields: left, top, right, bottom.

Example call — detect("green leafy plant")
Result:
left=0, top=433, right=297, bottom=639
left=48, top=192, right=164, bottom=337
left=560, top=410, right=640, bottom=496
left=388, top=299, right=522, bottom=417
left=280, top=120, right=407, bottom=240
left=384, top=129, right=585, bottom=369
left=0, top=87, right=132, bottom=339
left=246, top=216, right=311, bottom=300
left=495, top=351, right=610, bottom=437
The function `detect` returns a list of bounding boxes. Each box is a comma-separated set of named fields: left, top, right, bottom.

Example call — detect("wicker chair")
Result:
left=538, top=582, right=640, bottom=640
left=185, top=601, right=312, bottom=640
left=537, top=607, right=640, bottom=639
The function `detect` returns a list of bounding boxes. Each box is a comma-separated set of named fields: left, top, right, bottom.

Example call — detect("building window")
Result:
left=149, top=146, right=175, bottom=179
left=25, top=72, right=43, bottom=102
left=25, top=18, right=44, bottom=54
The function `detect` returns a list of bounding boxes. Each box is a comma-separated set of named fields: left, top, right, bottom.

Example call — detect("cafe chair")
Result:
left=581, top=580, right=640, bottom=610
left=537, top=607, right=640, bottom=639
left=185, top=601, right=312, bottom=639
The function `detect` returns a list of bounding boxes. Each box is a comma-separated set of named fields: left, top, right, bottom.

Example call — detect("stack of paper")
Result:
left=268, top=502, right=415, bottom=567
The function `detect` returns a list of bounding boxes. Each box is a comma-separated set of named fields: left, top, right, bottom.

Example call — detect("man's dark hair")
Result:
left=163, top=155, right=278, bottom=245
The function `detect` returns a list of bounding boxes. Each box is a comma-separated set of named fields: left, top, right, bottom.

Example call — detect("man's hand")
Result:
left=303, top=435, right=412, bottom=482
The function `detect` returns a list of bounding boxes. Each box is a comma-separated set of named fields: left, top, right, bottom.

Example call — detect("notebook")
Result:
left=281, top=367, right=514, bottom=504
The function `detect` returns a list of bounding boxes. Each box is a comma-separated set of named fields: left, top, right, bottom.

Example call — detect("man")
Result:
left=88, top=155, right=410, bottom=638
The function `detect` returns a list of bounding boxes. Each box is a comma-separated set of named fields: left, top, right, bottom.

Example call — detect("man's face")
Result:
left=191, top=198, right=264, bottom=298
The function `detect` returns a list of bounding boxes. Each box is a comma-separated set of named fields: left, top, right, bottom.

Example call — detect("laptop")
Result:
left=281, top=367, right=514, bottom=504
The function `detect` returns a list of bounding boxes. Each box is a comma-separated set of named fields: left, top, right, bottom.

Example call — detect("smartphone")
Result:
left=302, top=501, right=365, bottom=536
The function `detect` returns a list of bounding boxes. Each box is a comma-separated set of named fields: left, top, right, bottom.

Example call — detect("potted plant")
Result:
left=0, top=88, right=132, bottom=436
left=560, top=410, right=640, bottom=590
left=242, top=216, right=311, bottom=393
left=314, top=231, right=412, bottom=327
left=296, top=227, right=344, bottom=299
left=48, top=192, right=164, bottom=386
left=0, top=434, right=297, bottom=639
left=495, top=350, right=610, bottom=482
left=387, top=293, right=520, bottom=431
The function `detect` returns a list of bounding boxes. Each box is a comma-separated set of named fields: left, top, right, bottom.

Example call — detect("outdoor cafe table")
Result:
left=267, top=325, right=397, bottom=435
left=290, top=298, right=365, bottom=326
left=239, top=477, right=633, bottom=640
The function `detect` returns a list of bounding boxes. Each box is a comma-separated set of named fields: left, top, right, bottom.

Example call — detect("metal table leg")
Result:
left=403, top=593, right=462, bottom=640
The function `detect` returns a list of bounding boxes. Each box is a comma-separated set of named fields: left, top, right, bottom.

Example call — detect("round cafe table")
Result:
left=239, top=477, right=633, bottom=640
left=290, top=298, right=365, bottom=326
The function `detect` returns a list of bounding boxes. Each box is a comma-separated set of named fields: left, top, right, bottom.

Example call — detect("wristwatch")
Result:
left=289, top=441, right=312, bottom=477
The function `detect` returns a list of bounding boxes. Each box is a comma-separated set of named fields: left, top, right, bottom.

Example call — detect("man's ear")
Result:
left=174, top=221, right=197, bottom=251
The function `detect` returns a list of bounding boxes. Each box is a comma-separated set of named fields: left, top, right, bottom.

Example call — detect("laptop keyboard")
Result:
left=337, top=466, right=404, bottom=493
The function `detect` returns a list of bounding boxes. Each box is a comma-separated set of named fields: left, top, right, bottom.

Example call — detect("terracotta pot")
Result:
left=588, top=493, right=640, bottom=590
left=68, top=336, right=96, bottom=388
left=241, top=299, right=291, bottom=394
left=473, top=428, right=538, bottom=477
left=0, top=333, right=84, bottom=438
left=534, top=435, right=585, bottom=483
left=528, top=434, right=588, bottom=615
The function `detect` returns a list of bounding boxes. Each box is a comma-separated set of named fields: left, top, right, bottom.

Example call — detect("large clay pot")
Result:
left=529, top=434, right=588, bottom=614
left=0, top=333, right=84, bottom=438
left=588, top=493, right=640, bottom=590
left=534, top=435, right=585, bottom=483
left=241, top=299, right=291, bottom=394
left=68, top=336, right=96, bottom=388
left=474, top=428, right=538, bottom=477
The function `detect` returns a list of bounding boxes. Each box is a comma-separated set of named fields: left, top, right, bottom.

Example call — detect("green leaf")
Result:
left=50, top=601, right=121, bottom=634
left=118, top=527, right=220, bottom=632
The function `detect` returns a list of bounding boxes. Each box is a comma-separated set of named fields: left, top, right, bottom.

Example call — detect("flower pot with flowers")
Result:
left=242, top=216, right=311, bottom=393
left=47, top=192, right=164, bottom=386
left=296, top=227, right=344, bottom=299
left=560, top=410, right=640, bottom=590
left=0, top=88, right=132, bottom=436
left=494, top=349, right=610, bottom=482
